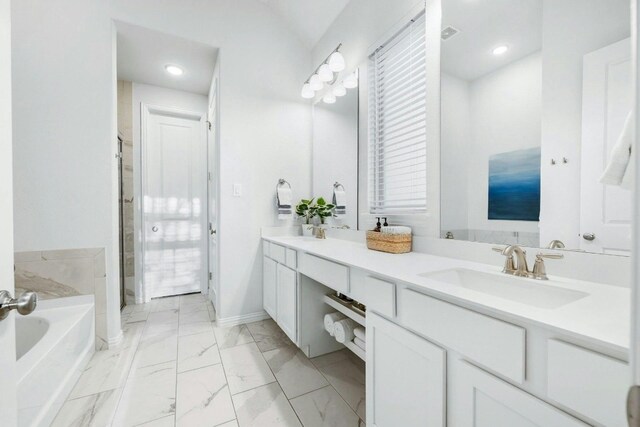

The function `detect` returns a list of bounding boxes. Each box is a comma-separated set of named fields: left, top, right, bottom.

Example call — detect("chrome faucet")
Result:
left=493, top=245, right=563, bottom=280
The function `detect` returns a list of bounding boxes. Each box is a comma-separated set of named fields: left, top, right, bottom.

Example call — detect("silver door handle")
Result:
left=0, top=290, right=38, bottom=320
left=152, top=226, right=159, bottom=233
left=582, top=233, right=596, bottom=241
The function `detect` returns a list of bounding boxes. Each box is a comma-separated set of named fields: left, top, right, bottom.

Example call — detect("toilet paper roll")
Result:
left=333, top=318, right=357, bottom=344
left=324, top=312, right=346, bottom=336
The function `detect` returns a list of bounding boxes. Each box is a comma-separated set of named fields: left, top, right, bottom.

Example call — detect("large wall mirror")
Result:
left=312, top=71, right=359, bottom=230
left=440, top=0, right=632, bottom=255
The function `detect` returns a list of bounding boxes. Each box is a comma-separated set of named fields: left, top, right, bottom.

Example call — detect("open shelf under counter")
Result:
left=323, top=293, right=366, bottom=326
left=344, top=339, right=366, bottom=361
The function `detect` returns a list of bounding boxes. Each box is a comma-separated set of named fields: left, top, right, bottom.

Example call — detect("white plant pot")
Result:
left=301, top=224, right=314, bottom=237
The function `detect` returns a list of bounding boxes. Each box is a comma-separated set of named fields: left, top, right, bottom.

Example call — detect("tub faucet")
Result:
left=0, top=290, right=38, bottom=320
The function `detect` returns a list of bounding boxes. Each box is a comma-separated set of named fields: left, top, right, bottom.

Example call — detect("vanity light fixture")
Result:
left=332, top=83, right=347, bottom=97
left=165, top=64, right=184, bottom=76
left=301, top=83, right=315, bottom=99
left=492, top=45, right=509, bottom=56
left=323, top=93, right=337, bottom=104
left=318, top=64, right=334, bottom=82
left=343, top=72, right=358, bottom=89
left=300, top=43, right=344, bottom=99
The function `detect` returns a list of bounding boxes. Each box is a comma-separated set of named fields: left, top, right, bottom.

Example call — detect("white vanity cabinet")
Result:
left=450, top=360, right=587, bottom=427
left=366, top=312, right=446, bottom=427
left=263, top=241, right=297, bottom=343
left=276, top=263, right=297, bottom=342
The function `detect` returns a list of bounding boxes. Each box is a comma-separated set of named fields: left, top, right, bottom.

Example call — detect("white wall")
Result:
left=466, top=52, right=541, bottom=234
left=131, top=83, right=208, bottom=303
left=12, top=0, right=313, bottom=336
left=540, top=0, right=630, bottom=247
left=440, top=73, right=470, bottom=232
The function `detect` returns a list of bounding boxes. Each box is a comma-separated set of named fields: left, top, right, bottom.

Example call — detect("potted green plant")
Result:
left=314, top=197, right=336, bottom=228
left=295, top=198, right=316, bottom=236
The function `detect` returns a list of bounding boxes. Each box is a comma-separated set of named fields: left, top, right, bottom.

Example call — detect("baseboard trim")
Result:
left=216, top=311, right=271, bottom=327
left=107, top=330, right=123, bottom=348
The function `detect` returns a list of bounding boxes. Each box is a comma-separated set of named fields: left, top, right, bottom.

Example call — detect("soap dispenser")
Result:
left=383, top=217, right=389, bottom=227
left=374, top=217, right=382, bottom=232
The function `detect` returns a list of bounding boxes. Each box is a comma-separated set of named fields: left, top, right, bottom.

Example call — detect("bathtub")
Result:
left=16, top=295, right=95, bottom=427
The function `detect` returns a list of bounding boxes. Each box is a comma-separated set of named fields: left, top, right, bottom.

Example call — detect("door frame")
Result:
left=207, top=76, right=221, bottom=313
left=139, top=102, right=208, bottom=301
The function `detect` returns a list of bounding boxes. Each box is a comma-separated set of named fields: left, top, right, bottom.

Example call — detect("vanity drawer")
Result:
left=298, top=253, right=349, bottom=293
left=270, top=243, right=286, bottom=264
left=350, top=270, right=395, bottom=318
left=399, top=288, right=525, bottom=383
left=547, top=339, right=627, bottom=427
left=285, top=248, right=297, bottom=269
left=262, top=240, right=270, bottom=258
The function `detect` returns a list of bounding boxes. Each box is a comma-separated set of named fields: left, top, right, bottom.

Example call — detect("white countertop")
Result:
left=263, top=235, right=630, bottom=355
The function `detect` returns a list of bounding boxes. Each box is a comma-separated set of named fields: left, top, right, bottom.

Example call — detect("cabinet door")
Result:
left=367, top=312, right=446, bottom=427
left=263, top=256, right=277, bottom=319
left=276, top=264, right=297, bottom=343
left=450, top=360, right=588, bottom=427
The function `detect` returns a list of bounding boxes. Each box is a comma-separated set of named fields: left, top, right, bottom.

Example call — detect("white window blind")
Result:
left=368, top=12, right=427, bottom=214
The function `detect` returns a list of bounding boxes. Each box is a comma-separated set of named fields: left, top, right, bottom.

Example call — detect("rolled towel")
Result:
left=354, top=326, right=366, bottom=342
left=353, top=337, right=366, bottom=351
left=333, top=318, right=357, bottom=344
left=381, top=225, right=412, bottom=235
left=324, top=312, right=346, bottom=336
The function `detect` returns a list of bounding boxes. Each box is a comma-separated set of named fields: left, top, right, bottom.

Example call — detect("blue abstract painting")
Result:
left=488, top=147, right=541, bottom=221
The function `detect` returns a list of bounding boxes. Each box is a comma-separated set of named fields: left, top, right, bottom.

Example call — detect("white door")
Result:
left=450, top=360, right=586, bottom=427
left=263, top=256, right=277, bottom=319
left=142, top=104, right=207, bottom=299
left=0, top=0, right=17, bottom=423
left=580, top=38, right=632, bottom=254
left=366, top=312, right=445, bottom=427
left=276, top=264, right=297, bottom=342
left=207, top=78, right=219, bottom=310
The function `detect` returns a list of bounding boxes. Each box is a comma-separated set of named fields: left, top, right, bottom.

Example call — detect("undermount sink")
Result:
left=419, top=268, right=588, bottom=309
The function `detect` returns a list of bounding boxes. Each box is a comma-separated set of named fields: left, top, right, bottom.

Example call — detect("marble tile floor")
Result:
left=53, top=293, right=366, bottom=427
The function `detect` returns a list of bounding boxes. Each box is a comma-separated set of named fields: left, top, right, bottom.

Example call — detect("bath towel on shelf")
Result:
left=324, top=312, right=346, bottom=336
left=354, top=326, right=366, bottom=342
left=333, top=189, right=347, bottom=216
left=333, top=318, right=357, bottom=343
left=601, top=111, right=634, bottom=190
left=277, top=186, right=293, bottom=219
left=353, top=337, right=366, bottom=351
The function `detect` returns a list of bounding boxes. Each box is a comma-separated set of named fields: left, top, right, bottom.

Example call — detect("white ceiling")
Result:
left=441, top=0, right=542, bottom=81
left=257, top=0, right=352, bottom=48
left=116, top=22, right=218, bottom=95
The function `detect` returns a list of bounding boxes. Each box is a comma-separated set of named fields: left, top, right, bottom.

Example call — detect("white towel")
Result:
left=277, top=187, right=293, bottom=219
left=353, top=337, right=366, bottom=351
left=353, top=327, right=365, bottom=342
left=333, top=318, right=357, bottom=343
left=381, top=225, right=412, bottom=235
left=333, top=190, right=347, bottom=216
left=323, top=312, right=346, bottom=336
left=601, top=112, right=634, bottom=190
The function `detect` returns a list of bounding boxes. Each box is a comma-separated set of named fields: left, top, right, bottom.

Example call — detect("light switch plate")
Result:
left=233, top=183, right=242, bottom=197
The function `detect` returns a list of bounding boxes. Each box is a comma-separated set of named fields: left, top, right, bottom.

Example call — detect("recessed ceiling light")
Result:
left=492, top=45, right=509, bottom=56
left=165, top=65, right=184, bottom=76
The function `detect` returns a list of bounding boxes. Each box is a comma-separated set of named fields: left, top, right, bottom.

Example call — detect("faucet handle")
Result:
left=492, top=247, right=515, bottom=273
left=532, top=252, right=563, bottom=280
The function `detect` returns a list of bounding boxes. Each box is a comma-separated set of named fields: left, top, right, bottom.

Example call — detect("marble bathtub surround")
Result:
left=54, top=293, right=366, bottom=426
left=14, top=248, right=108, bottom=348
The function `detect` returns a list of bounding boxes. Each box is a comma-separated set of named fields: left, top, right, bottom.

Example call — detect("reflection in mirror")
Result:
left=312, top=71, right=359, bottom=230
left=440, top=0, right=631, bottom=255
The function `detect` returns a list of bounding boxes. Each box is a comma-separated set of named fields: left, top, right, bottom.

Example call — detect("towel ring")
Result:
left=333, top=182, right=345, bottom=191
left=276, top=179, right=291, bottom=193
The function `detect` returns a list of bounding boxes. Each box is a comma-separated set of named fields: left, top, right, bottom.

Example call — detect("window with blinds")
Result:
left=368, top=12, right=427, bottom=214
